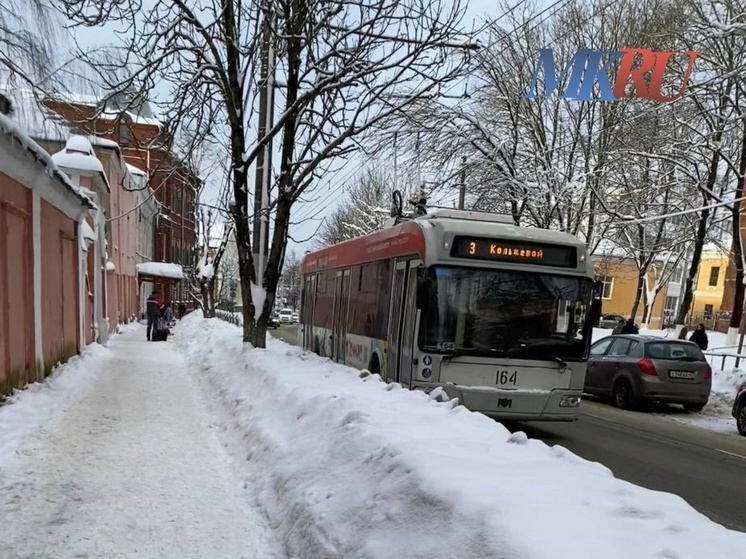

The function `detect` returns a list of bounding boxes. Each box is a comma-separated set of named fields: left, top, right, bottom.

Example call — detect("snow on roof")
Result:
left=591, top=238, right=629, bottom=258
left=0, top=112, right=94, bottom=209
left=0, top=88, right=119, bottom=150
left=126, top=163, right=146, bottom=176
left=80, top=220, right=96, bottom=250
left=51, top=135, right=106, bottom=175
left=136, top=262, right=184, bottom=280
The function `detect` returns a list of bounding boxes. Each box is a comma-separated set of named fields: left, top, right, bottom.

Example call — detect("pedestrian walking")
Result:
left=689, top=323, right=709, bottom=351
left=621, top=318, right=639, bottom=334
left=146, top=291, right=164, bottom=341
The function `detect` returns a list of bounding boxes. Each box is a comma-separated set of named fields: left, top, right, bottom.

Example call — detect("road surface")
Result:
left=271, top=323, right=746, bottom=532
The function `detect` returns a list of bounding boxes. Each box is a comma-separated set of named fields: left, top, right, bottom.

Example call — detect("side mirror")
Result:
left=416, top=276, right=429, bottom=309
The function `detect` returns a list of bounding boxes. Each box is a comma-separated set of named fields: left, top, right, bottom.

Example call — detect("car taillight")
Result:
left=637, top=358, right=658, bottom=376
left=704, top=365, right=712, bottom=380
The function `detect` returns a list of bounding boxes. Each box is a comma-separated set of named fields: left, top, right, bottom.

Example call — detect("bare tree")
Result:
left=316, top=165, right=398, bottom=246
left=60, top=0, right=474, bottom=347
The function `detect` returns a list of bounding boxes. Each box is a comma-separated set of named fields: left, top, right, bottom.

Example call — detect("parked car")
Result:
left=292, top=310, right=299, bottom=322
left=732, top=381, right=746, bottom=436
left=268, top=313, right=280, bottom=329
left=279, top=308, right=294, bottom=324
left=585, top=335, right=712, bottom=411
left=599, top=313, right=626, bottom=330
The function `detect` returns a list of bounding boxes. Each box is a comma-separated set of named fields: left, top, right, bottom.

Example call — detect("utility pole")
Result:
left=458, top=155, right=466, bottom=210
left=252, top=2, right=275, bottom=287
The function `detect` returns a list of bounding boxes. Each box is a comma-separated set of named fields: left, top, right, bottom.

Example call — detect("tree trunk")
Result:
left=728, top=129, right=746, bottom=329
left=630, top=273, right=645, bottom=320
left=676, top=204, right=709, bottom=326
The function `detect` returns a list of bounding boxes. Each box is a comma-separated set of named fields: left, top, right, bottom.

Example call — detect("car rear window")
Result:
left=645, top=341, right=705, bottom=361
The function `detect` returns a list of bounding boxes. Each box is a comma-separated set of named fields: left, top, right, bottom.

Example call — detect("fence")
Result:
left=215, top=309, right=243, bottom=327
left=703, top=350, right=746, bottom=371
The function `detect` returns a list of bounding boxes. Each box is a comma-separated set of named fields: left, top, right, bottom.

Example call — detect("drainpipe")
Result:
left=31, top=172, right=44, bottom=380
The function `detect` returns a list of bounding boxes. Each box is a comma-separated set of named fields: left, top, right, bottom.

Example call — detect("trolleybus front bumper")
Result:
left=415, top=383, right=583, bottom=422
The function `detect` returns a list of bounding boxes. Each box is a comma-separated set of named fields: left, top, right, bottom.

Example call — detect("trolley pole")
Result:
left=252, top=2, right=275, bottom=288
left=458, top=155, right=466, bottom=210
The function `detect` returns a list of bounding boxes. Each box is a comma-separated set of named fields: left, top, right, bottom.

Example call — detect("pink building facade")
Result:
left=0, top=113, right=94, bottom=397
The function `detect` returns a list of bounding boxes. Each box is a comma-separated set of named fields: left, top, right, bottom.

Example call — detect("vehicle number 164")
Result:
left=496, top=370, right=518, bottom=386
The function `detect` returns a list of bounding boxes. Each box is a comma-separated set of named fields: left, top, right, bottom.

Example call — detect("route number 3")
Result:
left=497, top=370, right=518, bottom=386
left=468, top=242, right=476, bottom=255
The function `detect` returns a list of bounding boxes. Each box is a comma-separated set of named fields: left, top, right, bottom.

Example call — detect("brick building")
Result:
left=42, top=93, right=199, bottom=305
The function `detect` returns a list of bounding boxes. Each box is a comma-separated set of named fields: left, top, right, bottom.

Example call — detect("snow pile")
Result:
left=250, top=282, right=266, bottom=320
left=0, top=344, right=111, bottom=473
left=136, top=262, right=184, bottom=280
left=175, top=315, right=746, bottom=559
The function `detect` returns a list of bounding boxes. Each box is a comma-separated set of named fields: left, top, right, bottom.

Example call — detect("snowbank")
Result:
left=0, top=344, right=111, bottom=472
left=175, top=315, right=746, bottom=559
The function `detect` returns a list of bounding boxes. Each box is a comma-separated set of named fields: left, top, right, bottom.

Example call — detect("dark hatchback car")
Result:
left=585, top=335, right=712, bottom=411
left=268, top=313, right=280, bottom=329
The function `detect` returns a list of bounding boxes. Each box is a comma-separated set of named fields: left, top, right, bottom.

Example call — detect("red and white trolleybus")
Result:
left=299, top=207, right=601, bottom=421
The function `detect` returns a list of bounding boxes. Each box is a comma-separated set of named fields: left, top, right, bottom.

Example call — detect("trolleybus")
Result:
left=299, top=206, right=602, bottom=421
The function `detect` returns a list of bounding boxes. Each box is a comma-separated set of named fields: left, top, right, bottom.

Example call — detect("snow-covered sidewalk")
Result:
left=0, top=325, right=281, bottom=559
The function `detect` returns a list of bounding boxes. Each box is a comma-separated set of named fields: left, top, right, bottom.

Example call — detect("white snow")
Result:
left=105, top=260, right=116, bottom=271
left=0, top=325, right=282, bottom=558
left=173, top=314, right=746, bottom=559
left=250, top=281, right=266, bottom=320
left=136, top=261, right=185, bottom=280
left=80, top=220, right=96, bottom=250
left=126, top=162, right=146, bottom=176
left=52, top=135, right=107, bottom=177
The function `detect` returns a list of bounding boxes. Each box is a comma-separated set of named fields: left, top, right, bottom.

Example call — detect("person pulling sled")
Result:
left=146, top=291, right=170, bottom=342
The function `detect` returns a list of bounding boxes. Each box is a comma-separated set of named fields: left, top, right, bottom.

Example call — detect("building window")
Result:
left=596, top=275, right=614, bottom=299
left=704, top=304, right=714, bottom=319
left=670, top=266, right=683, bottom=284
left=708, top=266, right=720, bottom=287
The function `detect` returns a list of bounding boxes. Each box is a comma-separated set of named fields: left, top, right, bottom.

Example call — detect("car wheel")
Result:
left=612, top=380, right=635, bottom=409
left=737, top=400, right=746, bottom=437
left=683, top=402, right=706, bottom=413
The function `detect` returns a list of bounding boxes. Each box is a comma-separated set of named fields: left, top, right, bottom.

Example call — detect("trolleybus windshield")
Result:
left=419, top=266, right=593, bottom=360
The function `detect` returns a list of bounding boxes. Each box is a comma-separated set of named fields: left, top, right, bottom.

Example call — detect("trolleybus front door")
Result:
left=332, top=269, right=351, bottom=363
left=387, top=259, right=420, bottom=385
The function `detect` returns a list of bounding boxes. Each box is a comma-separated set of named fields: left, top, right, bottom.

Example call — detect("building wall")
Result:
left=40, top=199, right=80, bottom=371
left=42, top=99, right=197, bottom=306
left=0, top=174, right=34, bottom=394
left=692, top=251, right=729, bottom=319
left=593, top=257, right=667, bottom=326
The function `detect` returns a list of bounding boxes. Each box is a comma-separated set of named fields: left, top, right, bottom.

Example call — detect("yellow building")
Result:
left=592, top=242, right=729, bottom=329
left=691, top=244, right=729, bottom=322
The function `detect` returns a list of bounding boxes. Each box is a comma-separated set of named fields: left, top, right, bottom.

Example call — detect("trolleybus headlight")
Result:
left=559, top=395, right=581, bottom=407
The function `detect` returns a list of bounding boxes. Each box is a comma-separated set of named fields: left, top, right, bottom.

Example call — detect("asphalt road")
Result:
left=269, top=323, right=746, bottom=532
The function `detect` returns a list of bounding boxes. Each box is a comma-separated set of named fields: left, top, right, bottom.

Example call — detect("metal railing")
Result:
left=703, top=350, right=746, bottom=370
left=215, top=309, right=243, bottom=327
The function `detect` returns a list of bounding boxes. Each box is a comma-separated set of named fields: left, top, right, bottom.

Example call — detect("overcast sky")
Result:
left=64, top=0, right=549, bottom=256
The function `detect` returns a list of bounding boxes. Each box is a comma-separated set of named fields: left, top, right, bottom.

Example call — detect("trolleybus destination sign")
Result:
left=450, top=236, right=577, bottom=267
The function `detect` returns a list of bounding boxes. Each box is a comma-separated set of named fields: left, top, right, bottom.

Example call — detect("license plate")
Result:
left=669, top=370, right=695, bottom=379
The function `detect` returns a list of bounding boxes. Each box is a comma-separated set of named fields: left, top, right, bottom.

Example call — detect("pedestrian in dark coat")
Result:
left=689, top=323, right=709, bottom=351
left=612, top=319, right=625, bottom=335
left=146, top=291, right=163, bottom=341
left=621, top=318, right=639, bottom=334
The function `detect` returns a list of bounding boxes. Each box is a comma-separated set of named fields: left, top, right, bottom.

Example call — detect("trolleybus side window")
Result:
left=313, top=270, right=335, bottom=329
left=418, top=266, right=593, bottom=360
left=348, top=260, right=392, bottom=340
